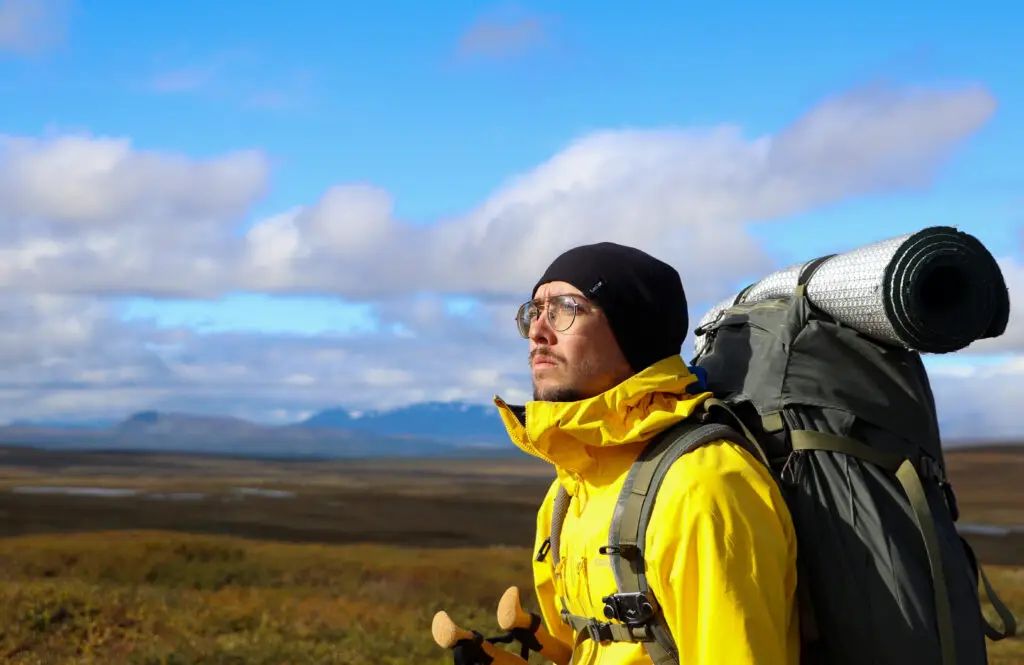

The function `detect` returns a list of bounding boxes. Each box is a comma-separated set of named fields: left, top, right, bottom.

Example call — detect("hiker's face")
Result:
left=525, top=281, right=633, bottom=403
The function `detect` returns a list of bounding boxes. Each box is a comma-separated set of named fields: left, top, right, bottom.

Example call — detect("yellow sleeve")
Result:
left=644, top=439, right=800, bottom=665
left=530, top=477, right=575, bottom=646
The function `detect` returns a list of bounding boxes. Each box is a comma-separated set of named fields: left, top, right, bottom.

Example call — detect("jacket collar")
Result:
left=494, top=355, right=711, bottom=492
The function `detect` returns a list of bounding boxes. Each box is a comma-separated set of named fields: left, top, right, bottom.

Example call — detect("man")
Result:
left=493, top=242, right=800, bottom=665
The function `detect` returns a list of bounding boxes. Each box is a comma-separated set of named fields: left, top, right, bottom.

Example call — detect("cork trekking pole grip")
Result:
left=497, top=586, right=573, bottom=665
left=432, top=611, right=530, bottom=665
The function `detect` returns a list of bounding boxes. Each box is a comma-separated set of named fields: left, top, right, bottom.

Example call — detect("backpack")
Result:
left=545, top=259, right=1018, bottom=665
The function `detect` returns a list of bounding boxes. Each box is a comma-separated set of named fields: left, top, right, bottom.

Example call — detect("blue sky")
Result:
left=7, top=0, right=1012, bottom=333
left=0, top=0, right=1021, bottom=435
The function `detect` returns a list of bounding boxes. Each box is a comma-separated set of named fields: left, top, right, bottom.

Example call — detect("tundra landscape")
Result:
left=1, top=2, right=1022, bottom=665
left=0, top=439, right=1019, bottom=664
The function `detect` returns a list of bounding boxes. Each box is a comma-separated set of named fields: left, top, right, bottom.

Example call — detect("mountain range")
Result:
left=1, top=401, right=1013, bottom=460
left=0, top=402, right=515, bottom=460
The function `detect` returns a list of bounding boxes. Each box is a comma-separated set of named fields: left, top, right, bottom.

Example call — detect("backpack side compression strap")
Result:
left=788, top=429, right=962, bottom=665
left=959, top=534, right=1018, bottom=641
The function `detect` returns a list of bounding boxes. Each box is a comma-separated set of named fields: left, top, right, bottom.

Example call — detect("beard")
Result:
left=532, top=383, right=585, bottom=403
left=530, top=348, right=583, bottom=403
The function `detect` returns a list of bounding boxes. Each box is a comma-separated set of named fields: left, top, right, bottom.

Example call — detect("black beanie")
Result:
left=531, top=242, right=688, bottom=373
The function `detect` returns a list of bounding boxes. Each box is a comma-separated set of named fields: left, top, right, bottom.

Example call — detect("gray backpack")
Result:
left=545, top=267, right=1017, bottom=665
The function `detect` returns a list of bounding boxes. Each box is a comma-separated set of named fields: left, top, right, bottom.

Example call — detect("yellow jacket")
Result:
left=494, top=355, right=800, bottom=665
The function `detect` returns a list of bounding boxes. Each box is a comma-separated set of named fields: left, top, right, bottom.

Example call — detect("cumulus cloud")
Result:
left=0, top=134, right=269, bottom=297
left=0, top=78, right=1017, bottom=439
left=0, top=294, right=175, bottom=420
left=928, top=357, right=1024, bottom=442
left=0, top=293, right=532, bottom=424
left=0, top=134, right=268, bottom=226
left=0, top=290, right=1019, bottom=446
left=239, top=83, right=998, bottom=304
left=0, top=81, right=998, bottom=307
left=959, top=257, right=1024, bottom=355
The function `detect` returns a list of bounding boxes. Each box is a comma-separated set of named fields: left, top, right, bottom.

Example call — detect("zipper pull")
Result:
left=536, top=537, right=551, bottom=562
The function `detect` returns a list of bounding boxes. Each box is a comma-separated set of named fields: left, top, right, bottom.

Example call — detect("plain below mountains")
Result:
left=0, top=402, right=515, bottom=459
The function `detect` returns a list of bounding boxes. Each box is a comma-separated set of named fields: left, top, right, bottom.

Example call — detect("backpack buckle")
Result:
left=598, top=544, right=638, bottom=559
left=586, top=620, right=615, bottom=643
left=918, top=456, right=960, bottom=521
left=918, top=456, right=946, bottom=482
left=601, top=591, right=658, bottom=626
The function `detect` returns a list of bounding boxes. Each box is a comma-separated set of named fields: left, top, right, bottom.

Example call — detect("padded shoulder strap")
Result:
left=549, top=483, right=570, bottom=571
left=606, top=419, right=755, bottom=665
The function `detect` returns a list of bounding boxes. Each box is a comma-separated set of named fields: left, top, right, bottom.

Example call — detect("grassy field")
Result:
left=0, top=444, right=1018, bottom=664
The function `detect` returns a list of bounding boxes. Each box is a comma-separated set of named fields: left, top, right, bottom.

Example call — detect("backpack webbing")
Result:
left=545, top=407, right=1018, bottom=665
left=548, top=407, right=772, bottom=664
left=788, top=429, right=1017, bottom=658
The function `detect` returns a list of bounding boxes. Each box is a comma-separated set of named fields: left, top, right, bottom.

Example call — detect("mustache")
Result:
left=530, top=348, right=564, bottom=365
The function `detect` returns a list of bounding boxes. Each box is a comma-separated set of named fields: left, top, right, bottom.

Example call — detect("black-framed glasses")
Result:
left=515, top=294, right=593, bottom=338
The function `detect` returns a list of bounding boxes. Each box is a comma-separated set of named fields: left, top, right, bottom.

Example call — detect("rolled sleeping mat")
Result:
left=693, top=226, right=1010, bottom=356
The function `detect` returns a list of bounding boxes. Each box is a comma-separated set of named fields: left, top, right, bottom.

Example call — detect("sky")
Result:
left=0, top=0, right=1021, bottom=441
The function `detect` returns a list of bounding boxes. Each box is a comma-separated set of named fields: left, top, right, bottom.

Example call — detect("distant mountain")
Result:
left=116, top=410, right=266, bottom=439
left=0, top=399, right=1017, bottom=460
left=9, top=418, right=119, bottom=429
left=297, top=401, right=507, bottom=443
left=0, top=401, right=517, bottom=460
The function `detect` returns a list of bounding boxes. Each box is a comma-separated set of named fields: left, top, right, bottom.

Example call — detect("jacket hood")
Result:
left=494, top=355, right=712, bottom=492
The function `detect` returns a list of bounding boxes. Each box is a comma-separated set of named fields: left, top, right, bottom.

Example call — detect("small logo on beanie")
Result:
left=589, top=280, right=604, bottom=295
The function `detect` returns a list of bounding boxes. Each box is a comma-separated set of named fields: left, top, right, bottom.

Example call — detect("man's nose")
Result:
left=529, top=310, right=555, bottom=342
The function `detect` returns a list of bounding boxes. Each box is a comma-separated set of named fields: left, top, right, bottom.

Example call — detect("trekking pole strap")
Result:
left=508, top=614, right=544, bottom=657
left=450, top=633, right=494, bottom=665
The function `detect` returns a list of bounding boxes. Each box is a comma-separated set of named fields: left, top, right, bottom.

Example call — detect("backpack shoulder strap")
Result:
left=548, top=482, right=570, bottom=572
left=546, top=407, right=774, bottom=663
left=603, top=416, right=763, bottom=665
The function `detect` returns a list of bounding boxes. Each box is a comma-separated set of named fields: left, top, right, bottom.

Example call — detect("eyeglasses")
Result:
left=515, top=294, right=594, bottom=338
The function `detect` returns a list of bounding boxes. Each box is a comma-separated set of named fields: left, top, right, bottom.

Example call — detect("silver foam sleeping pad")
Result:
left=692, top=226, right=1010, bottom=357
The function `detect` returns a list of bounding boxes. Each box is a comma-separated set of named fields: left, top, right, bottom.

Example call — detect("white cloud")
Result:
left=0, top=81, right=999, bottom=306
left=0, top=290, right=1018, bottom=444
left=239, top=83, right=997, bottom=304
left=0, top=79, right=1019, bottom=438
left=0, top=134, right=269, bottom=297
left=928, top=355, right=1024, bottom=442
left=0, top=292, right=531, bottom=424
left=0, top=134, right=267, bottom=226
left=958, top=257, right=1024, bottom=355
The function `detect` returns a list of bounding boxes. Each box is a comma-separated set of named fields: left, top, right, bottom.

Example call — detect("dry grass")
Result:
left=0, top=530, right=537, bottom=664
left=0, top=530, right=1017, bottom=664
left=987, top=566, right=1024, bottom=665
left=946, top=445, right=1024, bottom=525
left=0, top=445, right=1018, bottom=663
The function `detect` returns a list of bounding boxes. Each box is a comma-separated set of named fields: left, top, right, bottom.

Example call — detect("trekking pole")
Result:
left=496, top=586, right=572, bottom=665
left=432, top=610, right=530, bottom=665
